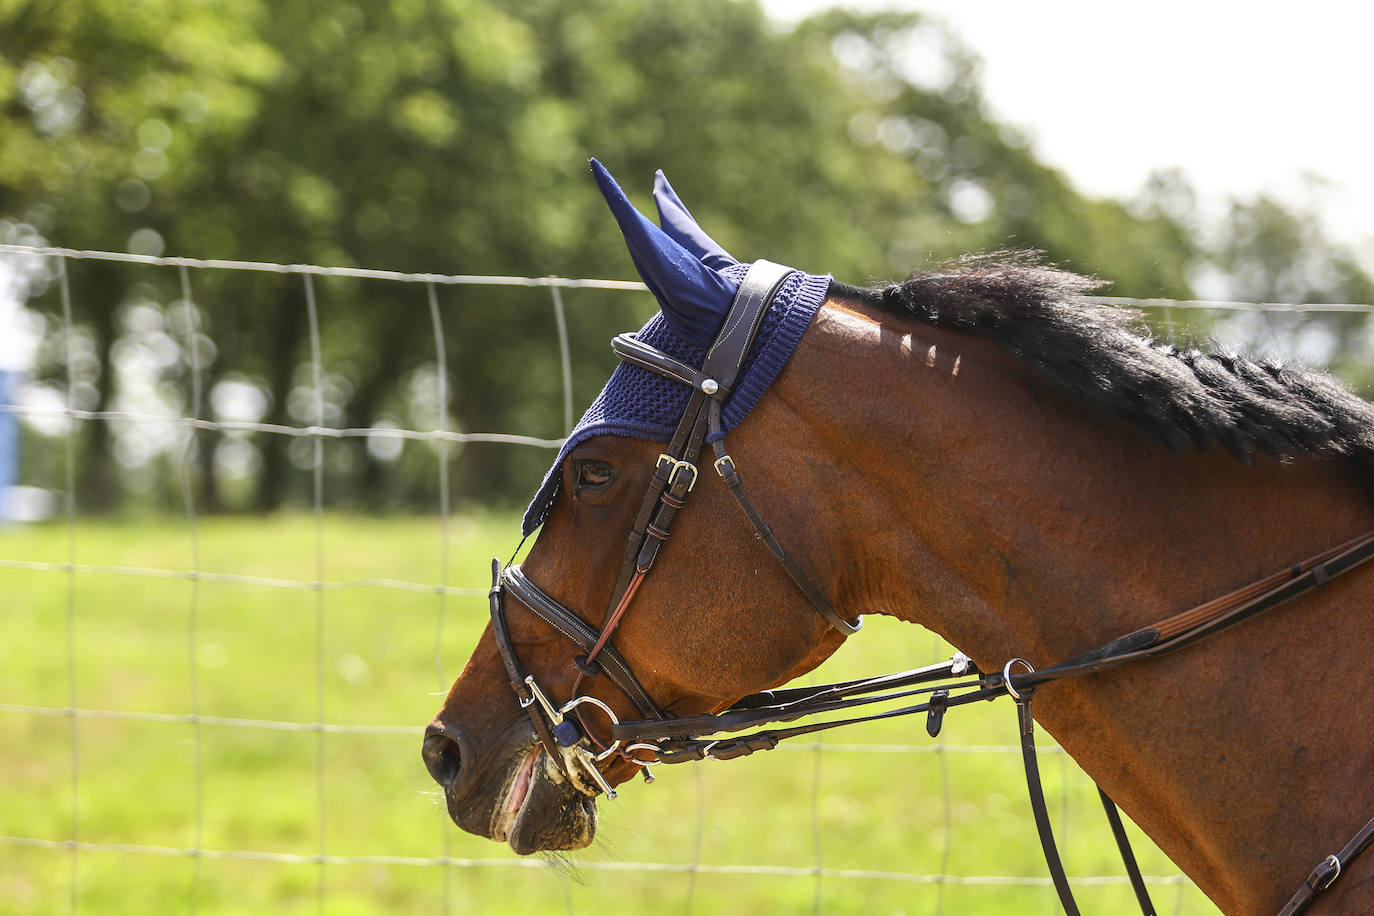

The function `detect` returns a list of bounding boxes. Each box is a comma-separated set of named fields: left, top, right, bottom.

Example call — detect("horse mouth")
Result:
left=487, top=746, right=598, bottom=854
left=490, top=747, right=541, bottom=842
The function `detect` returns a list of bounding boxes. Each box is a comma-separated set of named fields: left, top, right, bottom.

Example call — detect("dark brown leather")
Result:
left=1278, top=813, right=1374, bottom=915
left=700, top=259, right=793, bottom=390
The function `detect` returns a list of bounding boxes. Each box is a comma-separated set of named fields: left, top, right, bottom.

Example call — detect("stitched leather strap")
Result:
left=501, top=565, right=665, bottom=720
left=1016, top=693, right=1158, bottom=916
left=1015, top=692, right=1082, bottom=916
left=612, top=333, right=725, bottom=395
left=707, top=399, right=863, bottom=635
left=702, top=259, right=793, bottom=391
left=487, top=559, right=563, bottom=765
left=1278, top=813, right=1374, bottom=915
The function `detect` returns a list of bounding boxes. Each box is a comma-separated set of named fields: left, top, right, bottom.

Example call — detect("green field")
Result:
left=0, top=513, right=1218, bottom=915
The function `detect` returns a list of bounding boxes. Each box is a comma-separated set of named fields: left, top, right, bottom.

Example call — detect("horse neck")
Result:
left=767, top=298, right=1374, bottom=913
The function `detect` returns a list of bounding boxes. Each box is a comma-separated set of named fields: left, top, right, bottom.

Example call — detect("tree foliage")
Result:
left=1, top=0, right=1368, bottom=513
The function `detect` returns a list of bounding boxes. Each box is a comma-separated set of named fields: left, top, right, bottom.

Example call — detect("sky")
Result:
left=762, top=0, right=1374, bottom=267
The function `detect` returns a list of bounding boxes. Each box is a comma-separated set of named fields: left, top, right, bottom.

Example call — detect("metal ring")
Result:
left=559, top=693, right=621, bottom=725
left=1002, top=657, right=1035, bottom=702
left=558, top=695, right=624, bottom=761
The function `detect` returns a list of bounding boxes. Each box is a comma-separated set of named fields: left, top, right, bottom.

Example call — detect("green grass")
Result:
left=0, top=513, right=1218, bottom=914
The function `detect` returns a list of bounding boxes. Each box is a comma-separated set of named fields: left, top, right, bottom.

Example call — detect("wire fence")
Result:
left=2, top=242, right=1370, bottom=914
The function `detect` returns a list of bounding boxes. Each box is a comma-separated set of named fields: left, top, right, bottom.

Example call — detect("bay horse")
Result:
left=425, top=161, right=1374, bottom=914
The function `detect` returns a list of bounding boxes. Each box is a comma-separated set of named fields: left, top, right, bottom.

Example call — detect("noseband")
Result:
left=486, top=262, right=1374, bottom=915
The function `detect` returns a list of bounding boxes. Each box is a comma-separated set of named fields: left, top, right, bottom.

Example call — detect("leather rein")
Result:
left=488, top=262, right=1374, bottom=915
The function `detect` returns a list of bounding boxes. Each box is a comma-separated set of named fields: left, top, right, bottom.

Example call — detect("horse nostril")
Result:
left=423, top=723, right=463, bottom=790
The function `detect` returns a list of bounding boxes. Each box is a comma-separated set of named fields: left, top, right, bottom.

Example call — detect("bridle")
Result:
left=487, top=261, right=1374, bottom=915
left=489, top=260, right=859, bottom=796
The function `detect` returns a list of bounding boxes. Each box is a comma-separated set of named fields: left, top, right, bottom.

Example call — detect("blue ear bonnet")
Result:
left=521, top=162, right=831, bottom=535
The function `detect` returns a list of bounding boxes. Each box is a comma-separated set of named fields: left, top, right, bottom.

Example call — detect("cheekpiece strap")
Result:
left=702, top=259, right=793, bottom=395
left=502, top=564, right=665, bottom=720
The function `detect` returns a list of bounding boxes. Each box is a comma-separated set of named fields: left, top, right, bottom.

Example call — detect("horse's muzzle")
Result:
left=422, top=716, right=598, bottom=853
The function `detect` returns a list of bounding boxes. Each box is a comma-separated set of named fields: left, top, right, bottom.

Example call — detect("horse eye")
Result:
left=574, top=460, right=615, bottom=494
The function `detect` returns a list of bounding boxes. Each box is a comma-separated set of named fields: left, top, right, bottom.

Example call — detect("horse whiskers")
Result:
left=536, top=850, right=586, bottom=885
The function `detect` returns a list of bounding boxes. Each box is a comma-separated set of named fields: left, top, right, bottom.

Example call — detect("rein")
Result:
left=489, top=264, right=1374, bottom=914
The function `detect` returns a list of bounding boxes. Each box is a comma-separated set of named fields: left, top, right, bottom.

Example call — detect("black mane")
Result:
left=833, top=252, right=1374, bottom=486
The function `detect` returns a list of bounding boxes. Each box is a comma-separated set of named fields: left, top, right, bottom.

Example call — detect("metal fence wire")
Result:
left=2, top=243, right=1369, bottom=915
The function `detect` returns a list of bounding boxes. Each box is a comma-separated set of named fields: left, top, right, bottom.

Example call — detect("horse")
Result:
left=424, top=160, right=1374, bottom=914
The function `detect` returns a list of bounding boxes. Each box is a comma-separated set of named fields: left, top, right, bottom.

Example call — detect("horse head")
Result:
left=423, top=161, right=856, bottom=853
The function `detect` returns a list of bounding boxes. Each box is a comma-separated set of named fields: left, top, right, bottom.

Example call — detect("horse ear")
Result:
left=652, top=170, right=737, bottom=271
left=590, top=159, right=738, bottom=346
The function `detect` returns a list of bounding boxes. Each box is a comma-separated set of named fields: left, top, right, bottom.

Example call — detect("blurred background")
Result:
left=4, top=0, right=1371, bottom=516
left=1, top=1, right=1370, bottom=914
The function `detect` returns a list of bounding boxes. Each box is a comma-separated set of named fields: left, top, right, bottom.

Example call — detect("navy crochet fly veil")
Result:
left=521, top=161, right=833, bottom=535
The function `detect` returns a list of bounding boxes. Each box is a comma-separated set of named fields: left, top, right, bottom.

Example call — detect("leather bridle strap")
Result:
left=487, top=559, right=563, bottom=764
left=1010, top=678, right=1157, bottom=916
left=497, top=563, right=664, bottom=720
left=707, top=400, right=862, bottom=635
left=578, top=259, right=858, bottom=677
left=1278, top=813, right=1374, bottom=914
left=496, top=260, right=858, bottom=763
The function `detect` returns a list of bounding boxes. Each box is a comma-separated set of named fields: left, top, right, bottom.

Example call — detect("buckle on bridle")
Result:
left=1308, top=853, right=1342, bottom=892
left=656, top=454, right=698, bottom=492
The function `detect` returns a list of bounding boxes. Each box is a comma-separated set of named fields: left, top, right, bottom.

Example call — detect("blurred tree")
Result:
left=794, top=9, right=1197, bottom=295
left=1209, top=188, right=1374, bottom=395
left=1, top=0, right=280, bottom=510
left=3, top=0, right=1365, bottom=514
